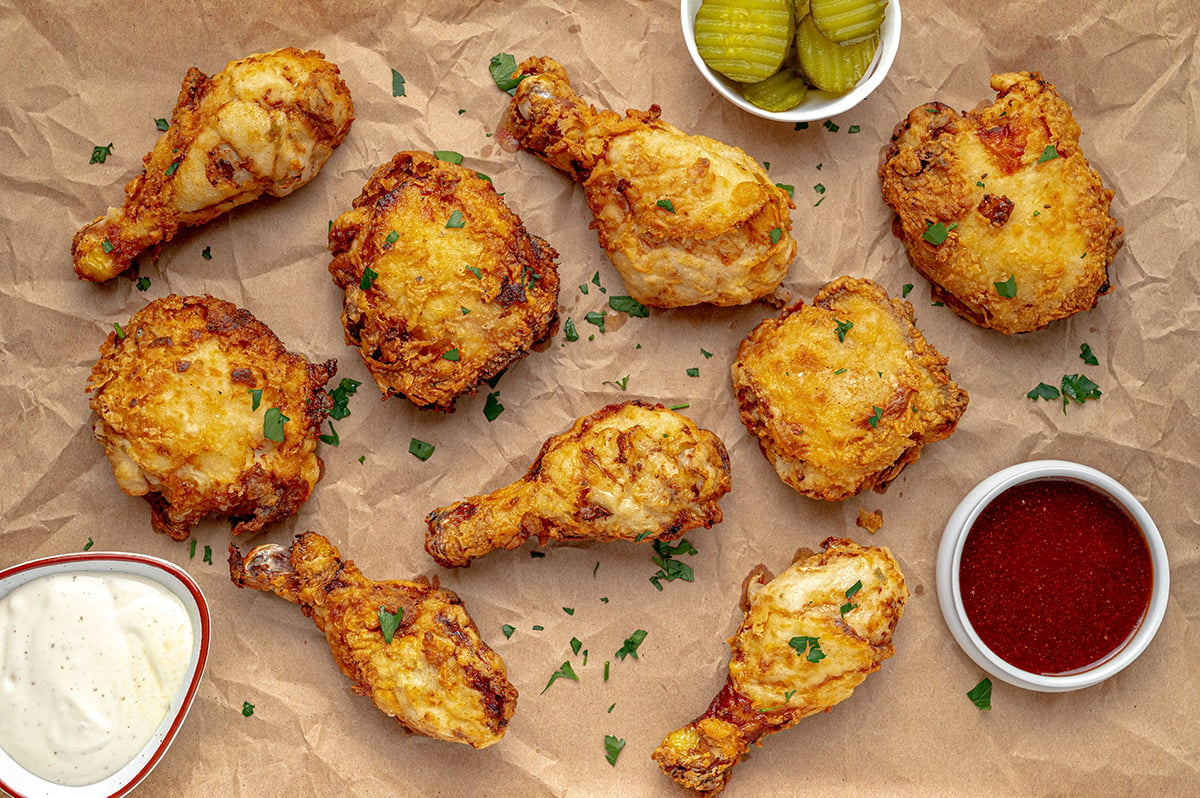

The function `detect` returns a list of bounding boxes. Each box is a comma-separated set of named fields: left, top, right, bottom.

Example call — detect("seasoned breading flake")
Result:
left=425, top=400, right=731, bottom=567
left=230, top=532, right=517, bottom=748
left=73, top=47, right=354, bottom=282
left=502, top=56, right=796, bottom=308
left=328, top=151, right=560, bottom=410
left=732, top=276, right=967, bottom=500
left=879, top=71, right=1123, bottom=334
left=653, top=537, right=908, bottom=796
left=86, top=294, right=336, bottom=539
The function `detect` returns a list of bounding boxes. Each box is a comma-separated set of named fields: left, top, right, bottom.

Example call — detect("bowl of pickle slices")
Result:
left=681, top=0, right=901, bottom=122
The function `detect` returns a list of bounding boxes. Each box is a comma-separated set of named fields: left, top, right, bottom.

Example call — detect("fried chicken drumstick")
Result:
left=500, top=56, right=796, bottom=308
left=425, top=401, right=732, bottom=567
left=73, top=47, right=354, bottom=282
left=230, top=532, right=517, bottom=749
left=653, top=537, right=908, bottom=796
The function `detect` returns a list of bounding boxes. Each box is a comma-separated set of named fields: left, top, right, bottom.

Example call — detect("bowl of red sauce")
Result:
left=937, top=460, right=1168, bottom=692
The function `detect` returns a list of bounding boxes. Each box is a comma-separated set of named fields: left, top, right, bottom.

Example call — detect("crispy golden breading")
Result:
left=73, top=47, right=354, bottom=283
left=425, top=400, right=731, bottom=567
left=86, top=295, right=335, bottom=539
left=230, top=532, right=517, bottom=748
left=879, top=72, right=1123, bottom=334
left=653, top=538, right=908, bottom=797
left=501, top=56, right=796, bottom=308
left=732, top=276, right=967, bottom=500
left=328, top=151, right=560, bottom=410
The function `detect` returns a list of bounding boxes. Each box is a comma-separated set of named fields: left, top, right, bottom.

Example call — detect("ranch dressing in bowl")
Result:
left=0, top=570, right=194, bottom=787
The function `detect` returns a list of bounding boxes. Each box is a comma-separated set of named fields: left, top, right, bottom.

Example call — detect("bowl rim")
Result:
left=680, top=0, right=903, bottom=123
left=0, top=551, right=211, bottom=798
left=935, top=459, right=1169, bottom=692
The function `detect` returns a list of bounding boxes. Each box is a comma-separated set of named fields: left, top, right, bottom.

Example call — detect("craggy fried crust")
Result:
left=732, top=277, right=967, bottom=500
left=230, top=532, right=518, bottom=748
left=879, top=72, right=1123, bottom=334
left=653, top=537, right=908, bottom=796
left=328, top=151, right=560, bottom=409
left=425, top=400, right=731, bottom=567
left=73, top=47, right=354, bottom=282
left=86, top=294, right=335, bottom=539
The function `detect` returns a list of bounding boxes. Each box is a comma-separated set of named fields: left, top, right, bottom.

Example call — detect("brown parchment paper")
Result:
left=2, top=1, right=1198, bottom=795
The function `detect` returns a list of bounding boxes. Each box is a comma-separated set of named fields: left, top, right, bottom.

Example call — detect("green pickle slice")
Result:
left=742, top=68, right=810, bottom=111
left=695, top=0, right=796, bottom=83
left=810, top=0, right=887, bottom=44
left=796, top=13, right=879, bottom=92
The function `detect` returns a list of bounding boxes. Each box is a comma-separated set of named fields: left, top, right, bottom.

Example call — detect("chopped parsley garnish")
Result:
left=164, top=160, right=179, bottom=176
left=615, top=629, right=648, bottom=661
left=848, top=124, right=861, bottom=134
left=834, top=319, right=853, bottom=342
left=489, top=53, right=525, bottom=94
left=1060, top=373, right=1102, bottom=407
left=502, top=624, right=516, bottom=639
left=241, top=701, right=255, bottom=717
left=769, top=227, right=783, bottom=244
left=788, top=635, right=826, bottom=663
left=775, top=182, right=795, bottom=198
left=378, top=606, right=403, bottom=643
left=328, top=378, right=362, bottom=420
left=434, top=150, right=464, bottom=164
left=384, top=230, right=399, bottom=246
left=584, top=310, right=607, bottom=332
left=446, top=210, right=465, bottom=228
left=609, top=296, right=649, bottom=318
left=201, top=246, right=212, bottom=260
left=391, top=68, right=406, bottom=97
left=1079, top=343, right=1099, bottom=365
left=967, top=677, right=992, bottom=710
left=155, top=117, right=170, bottom=131
left=203, top=545, right=213, bottom=564
left=541, top=661, right=579, bottom=694
left=318, top=421, right=340, bottom=446
left=901, top=283, right=914, bottom=298
left=360, top=266, right=379, bottom=290
left=1037, top=144, right=1059, bottom=164
left=563, top=318, right=579, bottom=342
left=113, top=321, right=126, bottom=340
left=83, top=537, right=94, bottom=551
left=604, top=735, right=626, bottom=766
left=89, top=142, right=114, bottom=164
left=189, top=539, right=197, bottom=558
left=605, top=375, right=630, bottom=391
left=701, top=348, right=713, bottom=359
left=483, top=391, right=504, bottom=421
left=994, top=274, right=1017, bottom=298
left=466, top=265, right=482, bottom=279
left=136, top=276, right=151, bottom=291
left=867, top=406, right=883, bottom=428
left=409, top=438, right=435, bottom=461
left=1026, top=382, right=1061, bottom=402
left=814, top=183, right=826, bottom=195
left=263, top=407, right=289, bottom=442
left=823, top=119, right=839, bottom=132
left=686, top=367, right=699, bottom=378
left=649, top=539, right=697, bottom=590
left=570, top=637, right=583, bottom=655
left=923, top=220, right=957, bottom=246
left=656, top=199, right=675, bottom=213
left=442, top=348, right=460, bottom=361
left=841, top=580, right=863, bottom=615
left=101, top=238, right=114, bottom=253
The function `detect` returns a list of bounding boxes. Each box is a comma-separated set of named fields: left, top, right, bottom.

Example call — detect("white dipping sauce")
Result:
left=0, top=571, right=194, bottom=786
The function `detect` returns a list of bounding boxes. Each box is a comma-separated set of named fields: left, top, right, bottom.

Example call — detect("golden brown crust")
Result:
left=652, top=538, right=908, bottom=795
left=328, top=151, right=560, bottom=409
left=425, top=400, right=732, bottom=567
left=503, top=56, right=796, bottom=308
left=229, top=532, right=518, bottom=748
left=879, top=71, right=1123, bottom=334
left=73, top=47, right=354, bottom=282
left=86, top=294, right=335, bottom=539
left=732, top=276, right=968, bottom=500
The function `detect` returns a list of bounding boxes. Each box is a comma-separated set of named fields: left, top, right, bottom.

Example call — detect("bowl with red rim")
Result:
left=0, top=551, right=210, bottom=797
left=936, top=460, right=1168, bottom=692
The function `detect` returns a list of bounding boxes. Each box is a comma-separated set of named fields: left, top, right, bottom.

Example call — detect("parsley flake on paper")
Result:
left=604, top=735, right=626, bottom=766
left=489, top=53, right=524, bottom=95
left=967, top=677, right=992, bottom=710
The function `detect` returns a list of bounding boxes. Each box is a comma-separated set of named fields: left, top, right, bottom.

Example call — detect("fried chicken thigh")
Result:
left=73, top=47, right=354, bottom=282
left=879, top=72, right=1123, bottom=334
left=500, top=56, right=796, bottom=308
left=86, top=294, right=336, bottom=539
left=230, top=532, right=517, bottom=748
left=732, top=276, right=967, bottom=500
left=653, top=537, right=908, bottom=796
left=328, top=151, right=560, bottom=409
left=425, top=401, right=731, bottom=567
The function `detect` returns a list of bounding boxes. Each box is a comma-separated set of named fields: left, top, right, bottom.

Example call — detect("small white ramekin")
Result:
left=936, top=460, right=1169, bottom=692
left=680, top=0, right=902, bottom=123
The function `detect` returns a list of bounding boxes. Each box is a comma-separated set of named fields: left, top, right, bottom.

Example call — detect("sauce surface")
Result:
left=0, top=571, right=194, bottom=786
left=959, top=478, right=1152, bottom=675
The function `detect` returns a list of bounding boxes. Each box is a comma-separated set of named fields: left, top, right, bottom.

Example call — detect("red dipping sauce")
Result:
left=958, top=478, right=1153, bottom=675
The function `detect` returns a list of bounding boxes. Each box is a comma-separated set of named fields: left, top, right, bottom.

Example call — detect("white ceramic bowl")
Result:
left=681, top=0, right=902, bottom=123
left=936, top=460, right=1169, bottom=692
left=0, top=552, right=210, bottom=798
